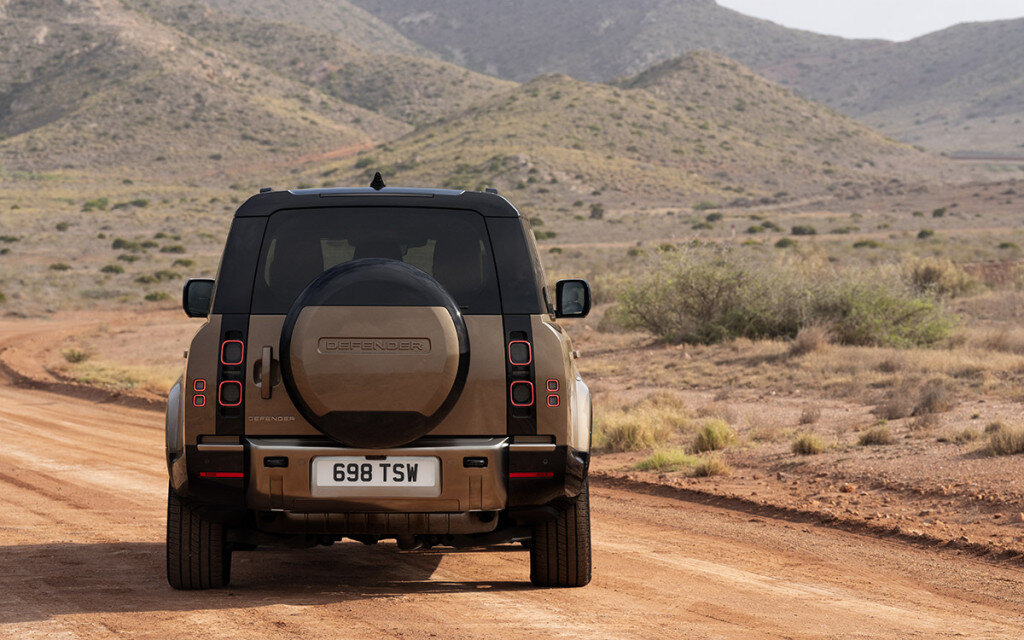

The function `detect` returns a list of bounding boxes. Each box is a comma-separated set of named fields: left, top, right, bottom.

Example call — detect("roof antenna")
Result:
left=369, top=171, right=386, bottom=191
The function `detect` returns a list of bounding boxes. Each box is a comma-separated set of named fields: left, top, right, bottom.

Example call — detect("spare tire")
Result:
left=279, top=258, right=470, bottom=448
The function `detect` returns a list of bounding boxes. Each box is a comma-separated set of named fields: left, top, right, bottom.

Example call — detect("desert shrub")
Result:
left=61, top=347, right=90, bottom=363
left=774, top=238, right=796, bottom=249
left=160, top=244, right=186, bottom=254
left=917, top=229, right=935, bottom=240
left=693, top=456, right=730, bottom=477
left=799, top=404, right=823, bottom=425
left=908, top=257, right=975, bottom=297
left=0, top=235, right=19, bottom=243
left=694, top=201, right=719, bottom=211
left=0, top=292, right=5, bottom=303
left=941, top=428, right=979, bottom=444
left=112, top=238, right=141, bottom=251
left=857, top=426, right=895, bottom=446
left=792, top=433, right=825, bottom=455
left=117, top=254, right=140, bottom=262
left=589, top=203, right=604, bottom=219
left=593, top=393, right=687, bottom=452
left=153, top=270, right=180, bottom=281
left=874, top=388, right=917, bottom=420
left=55, top=222, right=69, bottom=232
left=986, top=421, right=1007, bottom=434
left=790, top=326, right=831, bottom=357
left=144, top=292, right=169, bottom=302
left=987, top=426, right=1024, bottom=456
left=853, top=240, right=881, bottom=249
left=633, top=449, right=700, bottom=472
left=814, top=272, right=954, bottom=347
left=172, top=258, right=195, bottom=268
left=791, top=225, right=817, bottom=236
left=49, top=262, right=71, bottom=271
left=615, top=250, right=953, bottom=347
left=705, top=212, right=723, bottom=222
left=692, top=419, right=737, bottom=453
left=914, top=378, right=957, bottom=415
left=932, top=207, right=946, bottom=218
left=100, top=264, right=124, bottom=274
left=613, top=250, right=809, bottom=344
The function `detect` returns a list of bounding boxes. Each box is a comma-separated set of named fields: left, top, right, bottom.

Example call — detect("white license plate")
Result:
left=310, top=456, right=441, bottom=498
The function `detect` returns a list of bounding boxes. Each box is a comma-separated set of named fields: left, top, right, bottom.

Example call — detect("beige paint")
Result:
left=183, top=315, right=221, bottom=445
left=244, top=314, right=507, bottom=438
left=532, top=314, right=589, bottom=450
left=289, top=305, right=459, bottom=415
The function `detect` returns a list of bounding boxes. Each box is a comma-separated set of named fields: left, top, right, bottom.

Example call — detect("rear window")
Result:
left=250, top=207, right=501, bottom=315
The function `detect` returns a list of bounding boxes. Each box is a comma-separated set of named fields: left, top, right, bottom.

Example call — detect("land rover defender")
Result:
left=165, top=182, right=593, bottom=589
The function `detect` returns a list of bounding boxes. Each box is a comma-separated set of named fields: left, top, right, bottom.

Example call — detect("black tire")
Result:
left=166, top=487, right=231, bottom=590
left=529, top=481, right=592, bottom=588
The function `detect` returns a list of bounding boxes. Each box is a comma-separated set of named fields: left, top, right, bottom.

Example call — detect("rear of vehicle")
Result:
left=165, top=187, right=593, bottom=589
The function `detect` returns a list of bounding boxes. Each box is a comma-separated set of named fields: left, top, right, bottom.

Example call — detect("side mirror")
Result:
left=182, top=279, right=215, bottom=318
left=555, top=279, right=591, bottom=318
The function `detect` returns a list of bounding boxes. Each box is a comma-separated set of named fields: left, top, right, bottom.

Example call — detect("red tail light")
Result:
left=509, top=472, right=554, bottom=479
left=199, top=472, right=244, bottom=479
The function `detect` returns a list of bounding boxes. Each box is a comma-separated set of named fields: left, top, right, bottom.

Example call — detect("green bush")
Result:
left=705, top=212, right=723, bottom=222
left=791, top=225, right=817, bottom=236
left=774, top=238, right=796, bottom=249
left=100, top=264, right=124, bottom=274
left=692, top=419, right=737, bottom=453
left=694, top=201, right=719, bottom=211
left=858, top=426, right=895, bottom=446
left=55, top=222, right=69, bottom=232
left=144, top=291, right=169, bottom=302
left=172, top=258, right=195, bottom=267
left=792, top=433, right=826, bottom=455
left=613, top=249, right=954, bottom=347
left=633, top=449, right=700, bottom=472
left=160, top=244, right=186, bottom=254
left=49, top=262, right=71, bottom=271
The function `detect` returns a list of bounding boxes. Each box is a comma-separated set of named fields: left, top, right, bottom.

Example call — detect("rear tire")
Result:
left=529, top=481, right=592, bottom=587
left=166, top=487, right=231, bottom=589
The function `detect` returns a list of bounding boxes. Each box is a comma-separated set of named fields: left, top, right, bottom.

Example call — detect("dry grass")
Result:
left=692, top=419, right=737, bottom=453
left=857, top=425, right=896, bottom=446
left=61, top=347, right=91, bottom=364
left=65, top=360, right=179, bottom=395
left=799, top=404, right=822, bottom=425
left=792, top=433, right=826, bottom=455
left=633, top=449, right=700, bottom=472
left=692, top=455, right=731, bottom=477
left=789, top=325, right=831, bottom=357
left=987, top=424, right=1024, bottom=456
left=593, top=391, right=689, bottom=452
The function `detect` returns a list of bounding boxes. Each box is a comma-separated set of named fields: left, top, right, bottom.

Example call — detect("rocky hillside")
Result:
left=312, top=53, right=935, bottom=211
left=350, top=0, right=1024, bottom=154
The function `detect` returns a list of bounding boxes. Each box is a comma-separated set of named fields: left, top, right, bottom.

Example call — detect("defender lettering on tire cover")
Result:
left=279, top=258, right=470, bottom=448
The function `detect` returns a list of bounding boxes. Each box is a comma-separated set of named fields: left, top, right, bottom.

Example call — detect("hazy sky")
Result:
left=717, top=0, right=1024, bottom=41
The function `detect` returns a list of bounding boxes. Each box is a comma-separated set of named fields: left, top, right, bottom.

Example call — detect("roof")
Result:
left=233, top=186, right=521, bottom=218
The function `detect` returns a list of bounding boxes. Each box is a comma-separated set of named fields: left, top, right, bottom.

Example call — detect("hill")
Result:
left=348, top=0, right=1024, bottom=154
left=348, top=0, right=862, bottom=82
left=129, top=0, right=515, bottom=126
left=761, top=18, right=1024, bottom=155
left=311, top=53, right=935, bottom=212
left=0, top=0, right=406, bottom=178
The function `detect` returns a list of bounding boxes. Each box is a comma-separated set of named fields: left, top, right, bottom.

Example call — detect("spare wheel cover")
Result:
left=280, top=258, right=470, bottom=448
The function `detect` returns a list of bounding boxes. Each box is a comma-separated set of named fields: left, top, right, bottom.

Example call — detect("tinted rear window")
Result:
left=250, top=208, right=501, bottom=315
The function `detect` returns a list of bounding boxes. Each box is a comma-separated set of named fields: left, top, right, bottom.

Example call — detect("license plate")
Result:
left=310, top=456, right=441, bottom=498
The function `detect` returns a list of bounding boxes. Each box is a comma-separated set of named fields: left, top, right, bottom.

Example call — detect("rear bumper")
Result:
left=174, top=436, right=588, bottom=536
left=246, top=437, right=509, bottom=513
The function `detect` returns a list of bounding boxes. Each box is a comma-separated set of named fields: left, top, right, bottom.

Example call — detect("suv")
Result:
left=165, top=183, right=593, bottom=589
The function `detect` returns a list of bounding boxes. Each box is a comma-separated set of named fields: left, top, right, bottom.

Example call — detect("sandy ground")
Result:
left=2, top=319, right=1024, bottom=638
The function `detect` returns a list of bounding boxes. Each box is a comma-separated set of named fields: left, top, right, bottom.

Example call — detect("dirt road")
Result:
left=1, top=343, right=1024, bottom=638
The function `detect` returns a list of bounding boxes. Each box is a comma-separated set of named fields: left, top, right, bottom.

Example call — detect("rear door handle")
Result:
left=260, top=346, right=272, bottom=399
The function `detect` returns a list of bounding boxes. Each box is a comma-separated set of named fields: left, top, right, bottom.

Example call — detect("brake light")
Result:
left=507, top=340, right=532, bottom=366
left=220, top=340, right=245, bottom=366
left=199, top=472, right=244, bottom=478
left=509, top=380, right=534, bottom=407
left=509, top=472, right=554, bottom=478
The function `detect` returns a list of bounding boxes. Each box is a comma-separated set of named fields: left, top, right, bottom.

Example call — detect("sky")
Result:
left=716, top=0, right=1024, bottom=41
